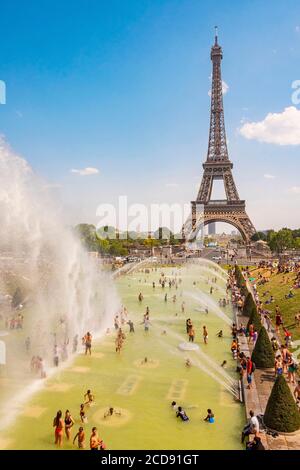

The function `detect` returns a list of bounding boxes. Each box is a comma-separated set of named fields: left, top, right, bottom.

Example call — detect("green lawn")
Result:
left=250, top=267, right=300, bottom=348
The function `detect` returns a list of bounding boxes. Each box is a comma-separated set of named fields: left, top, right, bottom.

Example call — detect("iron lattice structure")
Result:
left=185, top=31, right=256, bottom=243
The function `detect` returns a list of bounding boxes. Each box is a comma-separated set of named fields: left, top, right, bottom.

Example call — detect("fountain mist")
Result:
left=0, top=138, right=119, bottom=422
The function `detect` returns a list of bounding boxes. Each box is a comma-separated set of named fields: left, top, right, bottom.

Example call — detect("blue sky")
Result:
left=0, top=0, right=300, bottom=231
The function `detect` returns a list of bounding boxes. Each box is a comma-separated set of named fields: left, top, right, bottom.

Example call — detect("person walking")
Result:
left=53, top=410, right=64, bottom=448
left=188, top=326, right=195, bottom=343
left=246, top=356, right=255, bottom=390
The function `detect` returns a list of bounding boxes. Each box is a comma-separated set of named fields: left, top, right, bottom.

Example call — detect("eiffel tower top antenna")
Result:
left=214, top=25, right=218, bottom=45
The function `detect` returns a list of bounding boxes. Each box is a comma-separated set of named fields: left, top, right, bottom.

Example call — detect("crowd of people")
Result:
left=228, top=262, right=300, bottom=449
left=6, top=260, right=299, bottom=451
left=53, top=388, right=108, bottom=450
left=53, top=409, right=106, bottom=450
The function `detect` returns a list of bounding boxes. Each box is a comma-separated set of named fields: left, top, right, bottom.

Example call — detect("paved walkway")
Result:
left=236, top=275, right=300, bottom=450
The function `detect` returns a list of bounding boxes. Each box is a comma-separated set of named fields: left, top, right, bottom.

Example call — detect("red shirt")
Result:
left=247, top=360, right=253, bottom=374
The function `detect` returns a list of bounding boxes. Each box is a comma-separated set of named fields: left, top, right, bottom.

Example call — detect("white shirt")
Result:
left=250, top=416, right=259, bottom=433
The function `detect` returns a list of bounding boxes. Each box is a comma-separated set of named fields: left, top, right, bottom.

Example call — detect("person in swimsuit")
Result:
left=84, top=390, right=95, bottom=406
left=188, top=327, right=195, bottom=343
left=104, top=407, right=121, bottom=418
left=274, top=355, right=283, bottom=377
left=90, top=428, right=102, bottom=450
left=127, top=320, right=135, bottom=333
left=204, top=409, right=215, bottom=423
left=53, top=410, right=64, bottom=447
left=84, top=332, right=92, bottom=355
left=115, top=328, right=126, bottom=353
left=280, top=345, right=290, bottom=373
left=80, top=403, right=87, bottom=423
left=64, top=410, right=74, bottom=440
left=185, top=358, right=192, bottom=367
left=73, top=427, right=85, bottom=449
left=186, top=318, right=193, bottom=337
left=176, top=406, right=189, bottom=422
left=287, top=356, right=297, bottom=384
left=142, top=317, right=151, bottom=332
left=203, top=326, right=208, bottom=344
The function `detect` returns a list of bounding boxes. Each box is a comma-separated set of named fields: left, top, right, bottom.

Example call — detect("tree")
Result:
left=243, top=292, right=256, bottom=317
left=264, top=375, right=300, bottom=433
left=251, top=231, right=267, bottom=242
left=143, top=237, right=160, bottom=248
left=108, top=241, right=128, bottom=256
left=251, top=326, right=274, bottom=368
left=96, top=238, right=110, bottom=254
left=268, top=228, right=294, bottom=254
left=235, top=265, right=246, bottom=289
left=74, top=224, right=98, bottom=251
left=246, top=304, right=262, bottom=333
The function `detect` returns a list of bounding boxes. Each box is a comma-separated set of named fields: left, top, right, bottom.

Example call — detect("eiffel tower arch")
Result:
left=184, top=29, right=256, bottom=245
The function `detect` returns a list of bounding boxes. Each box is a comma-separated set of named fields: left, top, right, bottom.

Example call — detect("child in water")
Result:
left=84, top=390, right=95, bottom=406
left=80, top=404, right=87, bottom=423
left=103, top=407, right=121, bottom=418
left=204, top=409, right=215, bottom=423
left=73, top=427, right=85, bottom=449
left=176, top=406, right=189, bottom=422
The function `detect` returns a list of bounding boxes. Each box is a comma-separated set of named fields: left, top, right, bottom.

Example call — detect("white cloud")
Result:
left=208, top=80, right=229, bottom=97
left=44, top=183, right=62, bottom=189
left=239, top=106, right=300, bottom=145
left=222, top=81, right=229, bottom=95
left=289, top=186, right=300, bottom=194
left=71, top=167, right=99, bottom=176
left=264, top=174, right=275, bottom=179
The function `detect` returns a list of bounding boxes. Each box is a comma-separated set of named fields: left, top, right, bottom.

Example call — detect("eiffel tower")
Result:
left=184, top=29, right=256, bottom=245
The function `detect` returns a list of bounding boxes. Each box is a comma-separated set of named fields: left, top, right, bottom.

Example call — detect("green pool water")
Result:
left=0, top=264, right=244, bottom=450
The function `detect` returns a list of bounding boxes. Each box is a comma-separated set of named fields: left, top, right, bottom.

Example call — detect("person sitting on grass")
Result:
left=285, top=288, right=295, bottom=299
left=271, top=336, right=279, bottom=351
